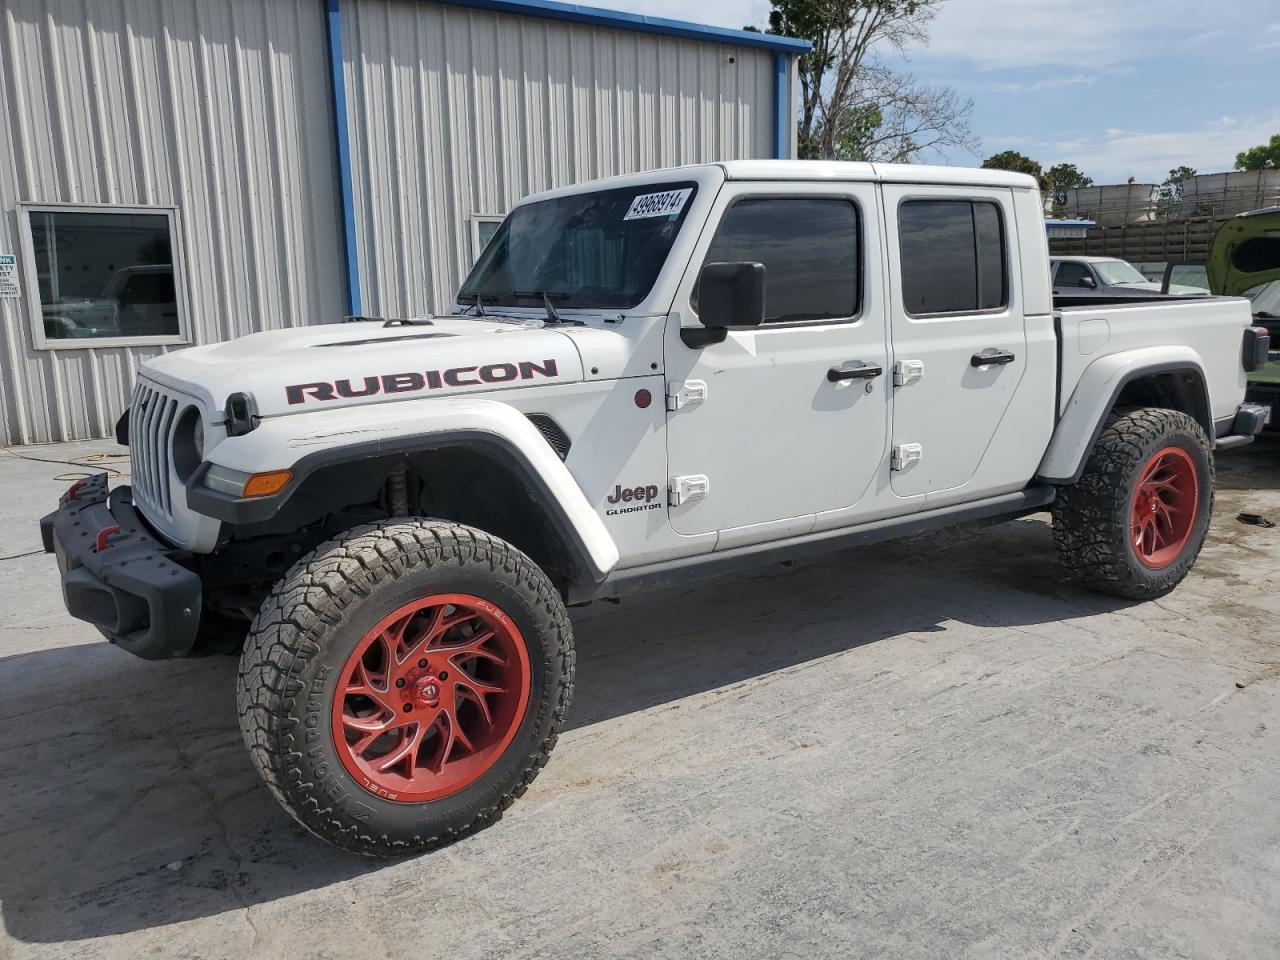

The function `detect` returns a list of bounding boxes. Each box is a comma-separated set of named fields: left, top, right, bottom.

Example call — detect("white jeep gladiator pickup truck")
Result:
left=42, top=161, right=1270, bottom=855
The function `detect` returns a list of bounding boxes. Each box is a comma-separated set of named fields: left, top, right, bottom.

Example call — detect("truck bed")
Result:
left=1054, top=295, right=1253, bottom=424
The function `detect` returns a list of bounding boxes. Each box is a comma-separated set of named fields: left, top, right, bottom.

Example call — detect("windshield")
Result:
left=1093, top=259, right=1149, bottom=285
left=457, top=182, right=699, bottom=310
left=1252, top=280, right=1280, bottom=316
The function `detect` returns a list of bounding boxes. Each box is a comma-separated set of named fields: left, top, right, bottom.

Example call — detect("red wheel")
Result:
left=1053, top=407, right=1212, bottom=601
left=240, top=520, right=572, bottom=855
left=1129, top=446, right=1199, bottom=570
left=332, top=593, right=532, bottom=803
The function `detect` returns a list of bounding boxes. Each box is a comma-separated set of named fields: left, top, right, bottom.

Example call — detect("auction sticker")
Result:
left=0, top=254, right=18, bottom=298
left=624, top=188, right=693, bottom=221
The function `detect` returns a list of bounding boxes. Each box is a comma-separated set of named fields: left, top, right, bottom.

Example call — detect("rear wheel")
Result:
left=237, top=519, right=573, bottom=856
left=1052, top=407, right=1213, bottom=600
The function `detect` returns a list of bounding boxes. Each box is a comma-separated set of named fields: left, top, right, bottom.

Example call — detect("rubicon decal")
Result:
left=605, top=483, right=662, bottom=516
left=285, top=359, right=559, bottom=405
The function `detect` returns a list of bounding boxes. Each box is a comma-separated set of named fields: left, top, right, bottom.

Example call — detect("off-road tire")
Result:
left=1052, top=407, right=1213, bottom=600
left=237, top=519, right=573, bottom=856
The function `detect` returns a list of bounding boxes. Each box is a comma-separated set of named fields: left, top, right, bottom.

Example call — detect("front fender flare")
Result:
left=1038, top=346, right=1211, bottom=484
left=187, top=397, right=620, bottom=583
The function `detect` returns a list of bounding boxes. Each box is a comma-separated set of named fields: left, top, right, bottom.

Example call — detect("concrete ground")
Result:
left=2, top=437, right=1279, bottom=960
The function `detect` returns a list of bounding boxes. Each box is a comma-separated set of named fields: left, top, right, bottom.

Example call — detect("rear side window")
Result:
left=898, top=200, right=1007, bottom=315
left=696, top=198, right=860, bottom=323
left=1054, top=261, right=1092, bottom=287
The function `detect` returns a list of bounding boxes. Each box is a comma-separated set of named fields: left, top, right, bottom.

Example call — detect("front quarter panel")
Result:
left=195, top=397, right=620, bottom=580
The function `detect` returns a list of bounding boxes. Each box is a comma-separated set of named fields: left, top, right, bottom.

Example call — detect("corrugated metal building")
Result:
left=0, top=0, right=806, bottom=444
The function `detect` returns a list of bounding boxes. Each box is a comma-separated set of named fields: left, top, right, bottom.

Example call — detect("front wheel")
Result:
left=237, top=519, right=573, bottom=856
left=1052, top=407, right=1213, bottom=600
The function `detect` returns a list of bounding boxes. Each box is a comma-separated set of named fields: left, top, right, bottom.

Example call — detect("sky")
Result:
left=602, top=0, right=1280, bottom=185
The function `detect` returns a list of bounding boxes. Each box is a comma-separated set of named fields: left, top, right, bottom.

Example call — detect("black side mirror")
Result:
left=1080, top=275, right=1097, bottom=289
left=684, top=262, right=766, bottom=347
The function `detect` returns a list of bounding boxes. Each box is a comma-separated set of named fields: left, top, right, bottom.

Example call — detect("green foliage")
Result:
left=1157, top=166, right=1197, bottom=218
left=981, top=154, right=1094, bottom=214
left=1235, top=135, right=1280, bottom=171
left=982, top=150, right=1042, bottom=177
left=1046, top=163, right=1092, bottom=195
left=763, top=0, right=970, bottom=162
left=1045, top=163, right=1092, bottom=214
left=813, top=104, right=884, bottom=161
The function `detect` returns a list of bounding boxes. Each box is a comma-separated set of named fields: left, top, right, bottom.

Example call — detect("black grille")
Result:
left=527, top=414, right=571, bottom=460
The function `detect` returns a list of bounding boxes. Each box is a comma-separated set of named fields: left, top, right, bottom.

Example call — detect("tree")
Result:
left=1235, top=135, right=1280, bottom=171
left=982, top=150, right=1042, bottom=178
left=982, top=150, right=1048, bottom=195
left=766, top=0, right=976, bottom=162
left=818, top=63, right=975, bottom=162
left=981, top=154, right=1093, bottom=213
left=1157, top=165, right=1196, bottom=217
left=1045, top=163, right=1092, bottom=211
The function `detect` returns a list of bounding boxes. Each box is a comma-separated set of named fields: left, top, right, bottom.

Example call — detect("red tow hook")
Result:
left=66, top=480, right=90, bottom=502
left=94, top=526, right=121, bottom=552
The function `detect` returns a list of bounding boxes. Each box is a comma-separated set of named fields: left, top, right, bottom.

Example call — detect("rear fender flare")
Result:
left=1038, top=347, right=1211, bottom=484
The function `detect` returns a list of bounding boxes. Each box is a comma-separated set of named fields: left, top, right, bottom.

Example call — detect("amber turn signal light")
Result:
left=242, top=469, right=293, bottom=498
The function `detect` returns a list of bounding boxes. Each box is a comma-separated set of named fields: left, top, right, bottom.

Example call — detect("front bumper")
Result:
left=41, top=474, right=202, bottom=660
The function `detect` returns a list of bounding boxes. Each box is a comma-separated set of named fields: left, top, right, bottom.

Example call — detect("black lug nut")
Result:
left=418, top=659, right=428, bottom=668
left=395, top=678, right=405, bottom=688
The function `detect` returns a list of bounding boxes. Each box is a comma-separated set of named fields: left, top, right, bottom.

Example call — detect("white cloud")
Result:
left=989, top=73, right=1098, bottom=95
left=1009, top=114, right=1280, bottom=183
left=916, top=0, right=1276, bottom=70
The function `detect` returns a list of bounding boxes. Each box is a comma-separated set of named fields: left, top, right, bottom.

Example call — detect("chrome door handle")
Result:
left=970, top=348, right=1016, bottom=367
left=827, top=362, right=883, bottom=382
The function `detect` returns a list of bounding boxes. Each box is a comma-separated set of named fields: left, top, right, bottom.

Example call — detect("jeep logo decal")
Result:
left=605, top=483, right=662, bottom=516
left=285, top=359, right=559, bottom=405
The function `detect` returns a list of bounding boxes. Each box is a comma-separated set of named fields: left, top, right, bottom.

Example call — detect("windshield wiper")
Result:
left=1255, top=310, right=1279, bottom=320
left=511, top=290, right=584, bottom=326
left=456, top=293, right=494, bottom=317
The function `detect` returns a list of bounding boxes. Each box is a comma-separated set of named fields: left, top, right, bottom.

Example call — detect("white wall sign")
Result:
left=0, top=254, right=18, bottom=298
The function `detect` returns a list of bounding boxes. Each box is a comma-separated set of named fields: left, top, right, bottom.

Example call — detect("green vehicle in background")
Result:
left=1208, top=209, right=1280, bottom=427
left=1247, top=301, right=1280, bottom=427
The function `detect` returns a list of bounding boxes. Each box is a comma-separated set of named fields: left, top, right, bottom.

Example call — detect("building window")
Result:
left=20, top=204, right=188, bottom=348
left=471, top=215, right=505, bottom=261
left=898, top=199, right=1007, bottom=316
left=695, top=198, right=861, bottom=324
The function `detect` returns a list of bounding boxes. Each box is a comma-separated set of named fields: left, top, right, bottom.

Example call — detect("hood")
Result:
left=1113, top=281, right=1162, bottom=292
left=1208, top=207, right=1280, bottom=297
left=142, top=315, right=583, bottom=420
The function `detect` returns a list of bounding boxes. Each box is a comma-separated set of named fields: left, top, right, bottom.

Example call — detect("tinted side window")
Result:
left=1055, top=261, right=1091, bottom=287
left=698, top=198, right=859, bottom=323
left=974, top=202, right=1007, bottom=309
left=898, top=200, right=1008, bottom=315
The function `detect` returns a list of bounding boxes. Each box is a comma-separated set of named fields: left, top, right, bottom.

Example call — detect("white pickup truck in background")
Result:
left=43, top=161, right=1270, bottom=855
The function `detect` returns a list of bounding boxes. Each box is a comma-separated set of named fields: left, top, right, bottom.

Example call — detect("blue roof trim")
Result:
left=428, top=0, right=812, bottom=52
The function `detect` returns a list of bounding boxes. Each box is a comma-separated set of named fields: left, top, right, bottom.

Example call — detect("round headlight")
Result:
left=172, top=406, right=205, bottom=481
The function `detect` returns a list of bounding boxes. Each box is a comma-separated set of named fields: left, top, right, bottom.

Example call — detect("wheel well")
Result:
left=402, top=445, right=578, bottom=588
left=1113, top=368, right=1212, bottom=437
left=219, top=443, right=589, bottom=596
